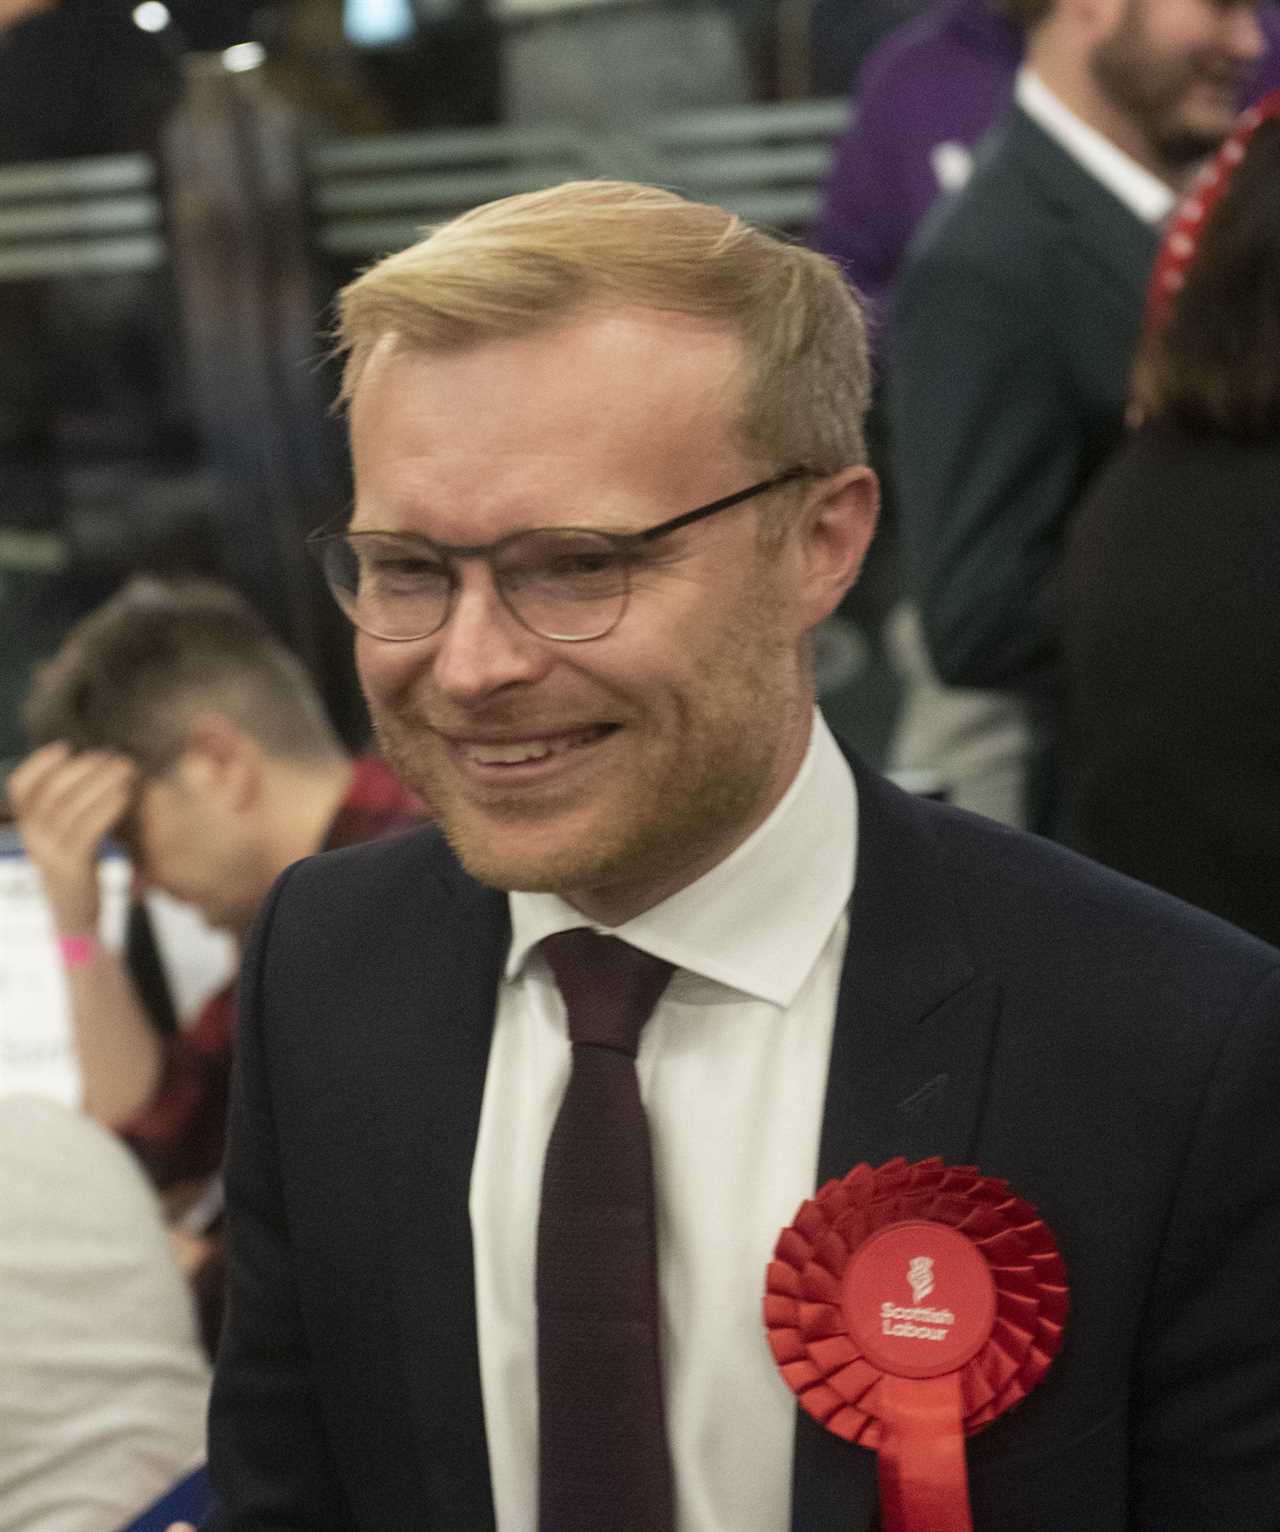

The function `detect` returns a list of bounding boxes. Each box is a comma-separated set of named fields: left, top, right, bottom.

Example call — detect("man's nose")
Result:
left=429, top=568, right=551, bottom=701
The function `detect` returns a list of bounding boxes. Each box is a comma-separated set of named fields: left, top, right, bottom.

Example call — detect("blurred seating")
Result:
left=634, top=96, right=849, bottom=232
left=0, top=152, right=163, bottom=283
left=307, top=96, right=850, bottom=263
left=308, top=122, right=606, bottom=259
left=0, top=1097, right=209, bottom=1532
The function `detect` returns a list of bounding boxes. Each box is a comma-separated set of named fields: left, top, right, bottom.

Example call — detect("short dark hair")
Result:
left=24, top=577, right=343, bottom=771
left=1132, top=118, right=1280, bottom=438
left=985, top=0, right=1055, bottom=30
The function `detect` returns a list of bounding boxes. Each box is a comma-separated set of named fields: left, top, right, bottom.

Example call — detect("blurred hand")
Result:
left=166, top=1523, right=197, bottom=1532
left=7, top=742, right=137, bottom=933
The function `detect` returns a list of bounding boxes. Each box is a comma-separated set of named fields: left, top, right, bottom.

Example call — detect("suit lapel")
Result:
left=1007, top=108, right=1160, bottom=310
left=374, top=849, right=509, bottom=1530
left=820, top=762, right=999, bottom=1178
left=792, top=761, right=1001, bottom=1532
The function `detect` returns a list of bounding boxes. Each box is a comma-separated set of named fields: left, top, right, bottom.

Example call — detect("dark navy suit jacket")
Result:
left=207, top=756, right=1280, bottom=1529
left=889, top=105, right=1160, bottom=703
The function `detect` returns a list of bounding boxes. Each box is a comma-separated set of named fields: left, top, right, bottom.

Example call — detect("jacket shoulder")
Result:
left=254, top=823, right=495, bottom=964
left=288, top=821, right=461, bottom=897
left=860, top=763, right=1280, bottom=998
left=929, top=789, right=1279, bottom=994
left=906, top=112, right=1057, bottom=270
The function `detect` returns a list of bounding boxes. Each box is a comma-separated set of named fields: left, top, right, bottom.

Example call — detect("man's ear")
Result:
left=795, top=466, right=880, bottom=631
left=177, top=711, right=263, bottom=813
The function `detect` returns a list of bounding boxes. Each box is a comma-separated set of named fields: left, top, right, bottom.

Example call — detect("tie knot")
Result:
left=541, top=929, right=674, bottom=1055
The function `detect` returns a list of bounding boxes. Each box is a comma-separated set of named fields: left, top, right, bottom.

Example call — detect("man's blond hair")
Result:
left=336, top=180, right=870, bottom=477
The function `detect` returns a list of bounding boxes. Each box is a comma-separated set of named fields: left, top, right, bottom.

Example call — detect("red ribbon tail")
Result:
left=875, top=1372, right=972, bottom=1532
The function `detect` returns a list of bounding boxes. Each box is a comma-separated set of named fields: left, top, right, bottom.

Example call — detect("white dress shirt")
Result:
left=470, top=711, right=857, bottom=1530
left=1016, top=66, right=1176, bottom=227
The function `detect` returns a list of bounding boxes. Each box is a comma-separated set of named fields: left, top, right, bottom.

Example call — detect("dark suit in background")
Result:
left=208, top=755, right=1280, bottom=1530
left=889, top=104, right=1160, bottom=828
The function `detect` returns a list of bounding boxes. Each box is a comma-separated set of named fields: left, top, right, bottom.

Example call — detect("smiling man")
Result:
left=342, top=309, right=853, bottom=921
left=205, top=181, right=1280, bottom=1531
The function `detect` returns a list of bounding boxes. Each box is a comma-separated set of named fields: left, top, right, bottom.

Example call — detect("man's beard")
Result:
left=361, top=560, right=810, bottom=912
left=1090, top=0, right=1241, bottom=170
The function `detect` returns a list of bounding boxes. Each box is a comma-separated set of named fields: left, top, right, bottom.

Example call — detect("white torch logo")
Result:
left=907, top=1256, right=935, bottom=1304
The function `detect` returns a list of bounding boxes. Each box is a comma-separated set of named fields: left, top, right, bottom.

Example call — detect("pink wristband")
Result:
left=57, top=932, right=101, bottom=968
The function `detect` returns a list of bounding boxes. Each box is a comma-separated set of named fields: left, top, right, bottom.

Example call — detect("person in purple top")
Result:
left=811, top=0, right=1280, bottom=328
left=811, top=0, right=1020, bottom=323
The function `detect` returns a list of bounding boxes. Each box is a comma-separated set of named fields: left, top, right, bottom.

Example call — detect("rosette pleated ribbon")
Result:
left=764, top=1156, right=1067, bottom=1532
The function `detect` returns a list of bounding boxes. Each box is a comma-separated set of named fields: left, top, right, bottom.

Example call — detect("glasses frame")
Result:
left=306, top=466, right=811, bottom=644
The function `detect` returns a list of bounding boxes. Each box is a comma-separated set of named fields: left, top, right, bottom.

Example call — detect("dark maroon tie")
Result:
left=536, top=928, right=677, bottom=1532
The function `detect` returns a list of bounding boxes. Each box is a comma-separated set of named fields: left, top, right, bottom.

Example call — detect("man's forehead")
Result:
left=348, top=312, right=757, bottom=539
left=357, top=305, right=745, bottom=388
left=351, top=310, right=749, bottom=470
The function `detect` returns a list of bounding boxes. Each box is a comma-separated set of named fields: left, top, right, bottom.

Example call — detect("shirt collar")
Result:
left=506, top=711, right=857, bottom=1006
left=1016, top=66, right=1176, bottom=226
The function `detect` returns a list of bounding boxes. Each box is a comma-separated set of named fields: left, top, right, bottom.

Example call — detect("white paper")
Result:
left=0, top=834, right=235, bottom=1107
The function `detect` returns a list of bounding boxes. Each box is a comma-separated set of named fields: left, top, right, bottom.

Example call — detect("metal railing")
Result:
left=633, top=97, right=848, bottom=229
left=308, top=123, right=608, bottom=259
left=0, top=152, right=164, bottom=281
left=304, top=96, right=849, bottom=260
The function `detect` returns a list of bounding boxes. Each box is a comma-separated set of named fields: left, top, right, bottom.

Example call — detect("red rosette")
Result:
left=763, top=1156, right=1067, bottom=1532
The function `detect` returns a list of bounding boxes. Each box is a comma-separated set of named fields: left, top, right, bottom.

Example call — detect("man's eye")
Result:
left=548, top=549, right=627, bottom=578
left=363, top=554, right=446, bottom=587
left=526, top=545, right=636, bottom=596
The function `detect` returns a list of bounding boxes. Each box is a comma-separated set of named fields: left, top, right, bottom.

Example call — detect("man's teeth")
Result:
left=463, top=729, right=605, bottom=764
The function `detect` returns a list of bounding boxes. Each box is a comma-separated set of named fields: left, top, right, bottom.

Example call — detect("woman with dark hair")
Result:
left=1064, top=95, right=1280, bottom=947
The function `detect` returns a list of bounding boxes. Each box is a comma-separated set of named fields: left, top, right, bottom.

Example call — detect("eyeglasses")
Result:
left=306, top=467, right=809, bottom=644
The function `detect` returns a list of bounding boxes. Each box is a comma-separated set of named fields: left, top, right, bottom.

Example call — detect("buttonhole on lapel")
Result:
left=899, top=1073, right=948, bottom=1117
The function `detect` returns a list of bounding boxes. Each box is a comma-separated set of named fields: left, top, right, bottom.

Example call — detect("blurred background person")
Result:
left=809, top=0, right=1024, bottom=779
left=811, top=0, right=1023, bottom=326
left=1065, top=95, right=1280, bottom=947
left=812, top=0, right=1280, bottom=332
left=0, top=1096, right=209, bottom=1532
left=885, top=0, right=1267, bottom=834
left=812, top=0, right=1280, bottom=827
left=7, top=576, right=426, bottom=1353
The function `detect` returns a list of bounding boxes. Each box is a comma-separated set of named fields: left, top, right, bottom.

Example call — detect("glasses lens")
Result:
left=321, top=532, right=451, bottom=640
left=496, top=528, right=631, bottom=640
